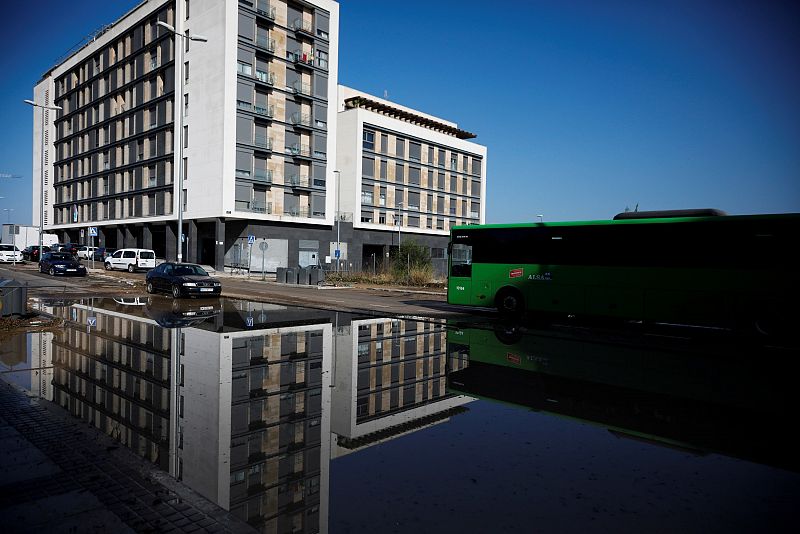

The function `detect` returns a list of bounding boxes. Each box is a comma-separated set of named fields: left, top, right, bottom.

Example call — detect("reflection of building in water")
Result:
left=47, top=302, right=172, bottom=469
left=29, top=299, right=475, bottom=533
left=330, top=318, right=472, bottom=456
left=0, top=331, right=54, bottom=398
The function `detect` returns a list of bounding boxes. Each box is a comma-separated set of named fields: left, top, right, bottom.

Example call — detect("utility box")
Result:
left=285, top=268, right=296, bottom=284
left=0, top=279, right=28, bottom=317
left=276, top=267, right=287, bottom=283
left=309, top=268, right=324, bottom=285
left=298, top=268, right=310, bottom=285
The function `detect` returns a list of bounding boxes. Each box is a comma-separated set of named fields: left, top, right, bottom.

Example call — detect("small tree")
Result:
left=390, top=240, right=432, bottom=285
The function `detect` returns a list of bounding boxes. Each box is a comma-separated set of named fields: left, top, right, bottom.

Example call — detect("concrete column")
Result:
left=124, top=226, right=135, bottom=248
left=142, top=225, right=153, bottom=250
left=98, top=227, right=106, bottom=247
left=215, top=218, right=226, bottom=272
left=165, top=223, right=177, bottom=262
left=187, top=219, right=198, bottom=263
left=116, top=227, right=124, bottom=249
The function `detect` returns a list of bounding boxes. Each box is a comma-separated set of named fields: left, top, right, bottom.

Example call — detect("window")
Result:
left=379, top=187, right=386, bottom=206
left=408, top=191, right=420, bottom=210
left=149, top=107, right=157, bottom=127
left=184, top=61, right=189, bottom=82
left=317, top=50, right=328, bottom=69
left=428, top=146, right=434, bottom=164
left=380, top=159, right=387, bottom=179
left=183, top=125, right=188, bottom=148
left=408, top=167, right=420, bottom=185
left=184, top=30, right=190, bottom=53
left=395, top=188, right=404, bottom=207
left=450, top=154, right=458, bottom=171
left=473, top=157, right=481, bottom=176
left=438, top=172, right=445, bottom=189
left=185, top=0, right=190, bottom=19
left=362, top=156, right=374, bottom=178
left=361, top=184, right=373, bottom=204
left=380, top=133, right=388, bottom=154
left=396, top=138, right=405, bottom=158
left=183, top=94, right=188, bottom=116
left=148, top=166, right=156, bottom=187
left=409, top=142, right=421, bottom=161
left=237, top=61, right=252, bottom=76
left=395, top=163, right=404, bottom=183
left=463, top=155, right=469, bottom=172
left=408, top=215, right=420, bottom=227
left=363, top=129, right=375, bottom=150
left=438, top=149, right=445, bottom=167
left=472, top=181, right=480, bottom=196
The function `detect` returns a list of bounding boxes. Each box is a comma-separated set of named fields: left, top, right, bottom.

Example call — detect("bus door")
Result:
left=448, top=240, right=473, bottom=305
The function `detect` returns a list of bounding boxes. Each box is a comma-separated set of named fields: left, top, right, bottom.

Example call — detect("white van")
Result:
left=76, top=246, right=98, bottom=259
left=105, top=248, right=156, bottom=272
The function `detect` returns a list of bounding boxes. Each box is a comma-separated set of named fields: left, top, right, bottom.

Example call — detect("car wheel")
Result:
left=146, top=282, right=155, bottom=294
left=128, top=264, right=135, bottom=273
left=49, top=267, right=56, bottom=276
left=105, top=262, right=112, bottom=271
left=172, top=285, right=182, bottom=299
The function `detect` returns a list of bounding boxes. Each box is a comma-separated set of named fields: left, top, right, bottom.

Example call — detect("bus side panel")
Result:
left=448, top=277, right=472, bottom=305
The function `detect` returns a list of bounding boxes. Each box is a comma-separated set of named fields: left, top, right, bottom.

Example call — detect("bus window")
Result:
left=451, top=243, right=472, bottom=277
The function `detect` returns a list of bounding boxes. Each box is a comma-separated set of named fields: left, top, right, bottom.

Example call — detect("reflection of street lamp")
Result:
left=156, top=21, right=208, bottom=263
left=24, top=99, right=62, bottom=262
left=3, top=208, right=15, bottom=265
left=537, top=214, right=544, bottom=223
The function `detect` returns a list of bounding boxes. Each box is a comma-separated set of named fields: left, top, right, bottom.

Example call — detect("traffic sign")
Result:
left=247, top=234, right=256, bottom=245
left=87, top=316, right=97, bottom=327
left=89, top=227, right=98, bottom=237
left=259, top=241, right=268, bottom=251
left=181, top=233, right=186, bottom=243
left=334, top=249, right=340, bottom=259
left=80, top=229, right=85, bottom=238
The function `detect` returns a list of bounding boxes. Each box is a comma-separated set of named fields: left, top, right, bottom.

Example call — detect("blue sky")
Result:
left=1, top=0, right=798, bottom=225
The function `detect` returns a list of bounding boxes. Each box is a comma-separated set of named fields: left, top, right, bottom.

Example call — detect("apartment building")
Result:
left=32, top=0, right=340, bottom=270
left=335, top=85, right=487, bottom=270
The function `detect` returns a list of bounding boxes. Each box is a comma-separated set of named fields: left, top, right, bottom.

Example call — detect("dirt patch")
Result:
left=0, top=314, right=64, bottom=344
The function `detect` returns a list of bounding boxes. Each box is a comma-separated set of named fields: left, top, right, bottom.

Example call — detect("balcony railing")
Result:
left=289, top=144, right=311, bottom=157
left=256, top=1, right=276, bottom=20
left=253, top=169, right=273, bottom=183
left=290, top=50, right=314, bottom=66
left=290, top=112, right=312, bottom=128
left=253, top=104, right=274, bottom=118
left=252, top=201, right=272, bottom=214
left=255, top=69, right=274, bottom=85
left=284, top=207, right=310, bottom=217
left=292, top=81, right=312, bottom=97
left=470, top=211, right=479, bottom=218
left=256, top=36, right=276, bottom=53
left=253, top=135, right=273, bottom=150
left=286, top=175, right=309, bottom=187
left=292, top=19, right=314, bottom=35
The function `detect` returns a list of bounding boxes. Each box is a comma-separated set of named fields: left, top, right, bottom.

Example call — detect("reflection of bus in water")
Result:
left=446, top=324, right=800, bottom=471
left=448, top=210, right=799, bottom=335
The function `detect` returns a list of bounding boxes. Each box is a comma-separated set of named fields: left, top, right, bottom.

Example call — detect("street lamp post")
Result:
left=3, top=208, right=15, bottom=265
left=24, top=99, right=62, bottom=262
left=333, top=170, right=340, bottom=272
left=156, top=21, right=207, bottom=263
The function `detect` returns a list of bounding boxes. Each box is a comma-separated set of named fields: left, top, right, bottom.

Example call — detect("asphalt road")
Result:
left=1, top=262, right=476, bottom=318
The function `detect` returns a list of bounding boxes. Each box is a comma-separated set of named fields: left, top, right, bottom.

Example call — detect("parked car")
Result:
left=58, top=243, right=80, bottom=255
left=104, top=248, right=156, bottom=272
left=39, top=252, right=87, bottom=276
left=0, top=244, right=24, bottom=263
left=76, top=245, right=98, bottom=260
left=146, top=262, right=222, bottom=298
left=93, top=247, right=117, bottom=261
left=21, top=246, right=50, bottom=261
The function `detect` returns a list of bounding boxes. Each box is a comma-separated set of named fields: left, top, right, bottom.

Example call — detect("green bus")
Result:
left=447, top=210, right=799, bottom=334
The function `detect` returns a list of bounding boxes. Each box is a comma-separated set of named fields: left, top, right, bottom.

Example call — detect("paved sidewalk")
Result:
left=0, top=379, right=255, bottom=534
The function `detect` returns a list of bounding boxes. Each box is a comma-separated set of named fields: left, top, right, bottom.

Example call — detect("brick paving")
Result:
left=0, top=379, right=255, bottom=533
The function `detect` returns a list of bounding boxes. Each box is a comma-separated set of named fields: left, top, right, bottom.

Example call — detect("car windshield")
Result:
left=174, top=265, right=208, bottom=276
left=50, top=253, right=74, bottom=261
left=0, top=245, right=17, bottom=251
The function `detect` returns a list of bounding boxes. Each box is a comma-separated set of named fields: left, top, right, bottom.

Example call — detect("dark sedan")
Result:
left=146, top=262, right=221, bottom=298
left=21, top=246, right=51, bottom=261
left=39, top=252, right=87, bottom=276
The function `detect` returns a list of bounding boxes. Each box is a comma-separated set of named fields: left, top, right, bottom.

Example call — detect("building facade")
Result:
left=32, top=0, right=486, bottom=273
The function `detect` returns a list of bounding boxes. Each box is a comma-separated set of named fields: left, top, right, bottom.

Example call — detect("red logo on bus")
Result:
left=506, top=353, right=521, bottom=365
left=509, top=268, right=523, bottom=278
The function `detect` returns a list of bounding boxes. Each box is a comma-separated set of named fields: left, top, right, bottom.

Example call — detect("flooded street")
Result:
left=2, top=296, right=799, bottom=533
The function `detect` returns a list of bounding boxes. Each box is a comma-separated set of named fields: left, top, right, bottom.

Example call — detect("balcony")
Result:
left=292, top=19, right=314, bottom=36
left=256, top=36, right=276, bottom=54
left=253, top=104, right=274, bottom=118
left=253, top=169, right=273, bottom=183
left=290, top=112, right=312, bottom=129
left=255, top=69, right=275, bottom=86
left=290, top=50, right=314, bottom=69
left=253, top=135, right=273, bottom=151
left=286, top=175, right=309, bottom=188
left=289, top=144, right=311, bottom=159
left=291, top=81, right=312, bottom=98
left=256, top=1, right=276, bottom=20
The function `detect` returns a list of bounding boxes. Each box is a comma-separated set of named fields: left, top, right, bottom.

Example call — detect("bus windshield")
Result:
left=451, top=242, right=472, bottom=277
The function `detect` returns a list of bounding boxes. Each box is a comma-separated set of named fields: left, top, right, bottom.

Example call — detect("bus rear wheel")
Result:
left=496, top=288, right=524, bottom=317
